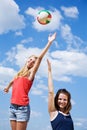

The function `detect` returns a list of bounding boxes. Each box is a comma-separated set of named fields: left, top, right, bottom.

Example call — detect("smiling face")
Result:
left=58, top=93, right=68, bottom=111
left=26, top=55, right=37, bottom=69
left=54, top=89, right=72, bottom=113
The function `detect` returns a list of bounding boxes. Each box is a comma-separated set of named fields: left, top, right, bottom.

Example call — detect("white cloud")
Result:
left=1, top=38, right=87, bottom=91
left=25, top=7, right=43, bottom=17
left=31, top=78, right=48, bottom=96
left=31, top=87, right=43, bottom=95
left=60, top=24, right=84, bottom=50
left=61, top=6, right=79, bottom=18
left=0, top=66, right=16, bottom=77
left=1, top=43, right=87, bottom=86
left=74, top=118, right=87, bottom=128
left=0, top=0, right=25, bottom=34
left=71, top=99, right=76, bottom=106
left=20, top=37, right=33, bottom=44
left=50, top=50, right=87, bottom=79
left=31, top=110, right=42, bottom=118
left=0, top=66, right=17, bottom=87
left=25, top=7, right=63, bottom=31
left=15, top=31, right=23, bottom=36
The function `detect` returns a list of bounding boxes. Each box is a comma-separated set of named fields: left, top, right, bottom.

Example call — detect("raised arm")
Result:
left=38, top=32, right=56, bottom=59
left=47, top=59, right=56, bottom=113
left=29, top=32, right=56, bottom=80
left=4, top=80, right=13, bottom=93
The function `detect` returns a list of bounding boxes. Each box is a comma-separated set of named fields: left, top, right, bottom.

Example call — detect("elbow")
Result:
left=48, top=106, right=50, bottom=113
left=36, top=57, right=42, bottom=64
left=48, top=106, right=52, bottom=113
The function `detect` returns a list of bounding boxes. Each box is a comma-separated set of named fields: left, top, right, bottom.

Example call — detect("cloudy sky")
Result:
left=0, top=0, right=87, bottom=130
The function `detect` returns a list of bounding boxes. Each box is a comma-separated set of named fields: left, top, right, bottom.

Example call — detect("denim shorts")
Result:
left=9, top=103, right=30, bottom=122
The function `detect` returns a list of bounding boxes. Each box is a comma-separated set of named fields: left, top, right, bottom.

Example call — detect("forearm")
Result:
left=48, top=71, right=54, bottom=93
left=39, top=41, right=52, bottom=59
left=4, top=80, right=13, bottom=93
left=7, top=80, right=13, bottom=89
left=48, top=71, right=56, bottom=112
left=39, top=32, right=56, bottom=59
left=30, top=41, right=53, bottom=78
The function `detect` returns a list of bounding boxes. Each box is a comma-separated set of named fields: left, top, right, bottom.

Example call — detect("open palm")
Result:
left=48, top=32, right=56, bottom=42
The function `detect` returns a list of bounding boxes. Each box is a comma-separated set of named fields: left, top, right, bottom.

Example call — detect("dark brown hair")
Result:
left=54, top=88, right=72, bottom=114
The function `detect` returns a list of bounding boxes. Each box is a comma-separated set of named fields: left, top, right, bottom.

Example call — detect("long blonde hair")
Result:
left=14, top=55, right=38, bottom=79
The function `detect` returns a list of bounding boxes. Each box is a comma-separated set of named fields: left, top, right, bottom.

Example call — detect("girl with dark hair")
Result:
left=47, top=59, right=74, bottom=130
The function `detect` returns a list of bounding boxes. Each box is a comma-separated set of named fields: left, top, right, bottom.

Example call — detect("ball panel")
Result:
left=37, top=10, right=52, bottom=25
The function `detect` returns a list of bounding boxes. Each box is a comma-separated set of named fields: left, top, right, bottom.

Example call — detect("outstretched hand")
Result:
left=4, top=88, right=9, bottom=93
left=48, top=32, right=56, bottom=43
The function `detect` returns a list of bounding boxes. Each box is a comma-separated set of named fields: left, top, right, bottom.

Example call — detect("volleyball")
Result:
left=37, top=10, right=52, bottom=25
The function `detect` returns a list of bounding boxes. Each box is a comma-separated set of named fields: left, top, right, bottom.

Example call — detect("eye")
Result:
left=32, top=61, right=35, bottom=64
left=58, top=98, right=62, bottom=101
left=58, top=98, right=67, bottom=102
left=63, top=99, right=67, bottom=101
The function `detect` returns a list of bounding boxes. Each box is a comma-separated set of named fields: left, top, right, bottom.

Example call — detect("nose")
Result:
left=61, top=99, right=64, bottom=103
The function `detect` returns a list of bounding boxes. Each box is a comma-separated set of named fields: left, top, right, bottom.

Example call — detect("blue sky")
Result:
left=0, top=0, right=87, bottom=130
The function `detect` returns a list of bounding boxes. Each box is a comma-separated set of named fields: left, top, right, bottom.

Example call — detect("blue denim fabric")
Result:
left=9, top=104, right=30, bottom=122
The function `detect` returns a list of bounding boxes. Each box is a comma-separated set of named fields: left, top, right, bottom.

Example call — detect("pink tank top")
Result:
left=11, top=77, right=33, bottom=105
